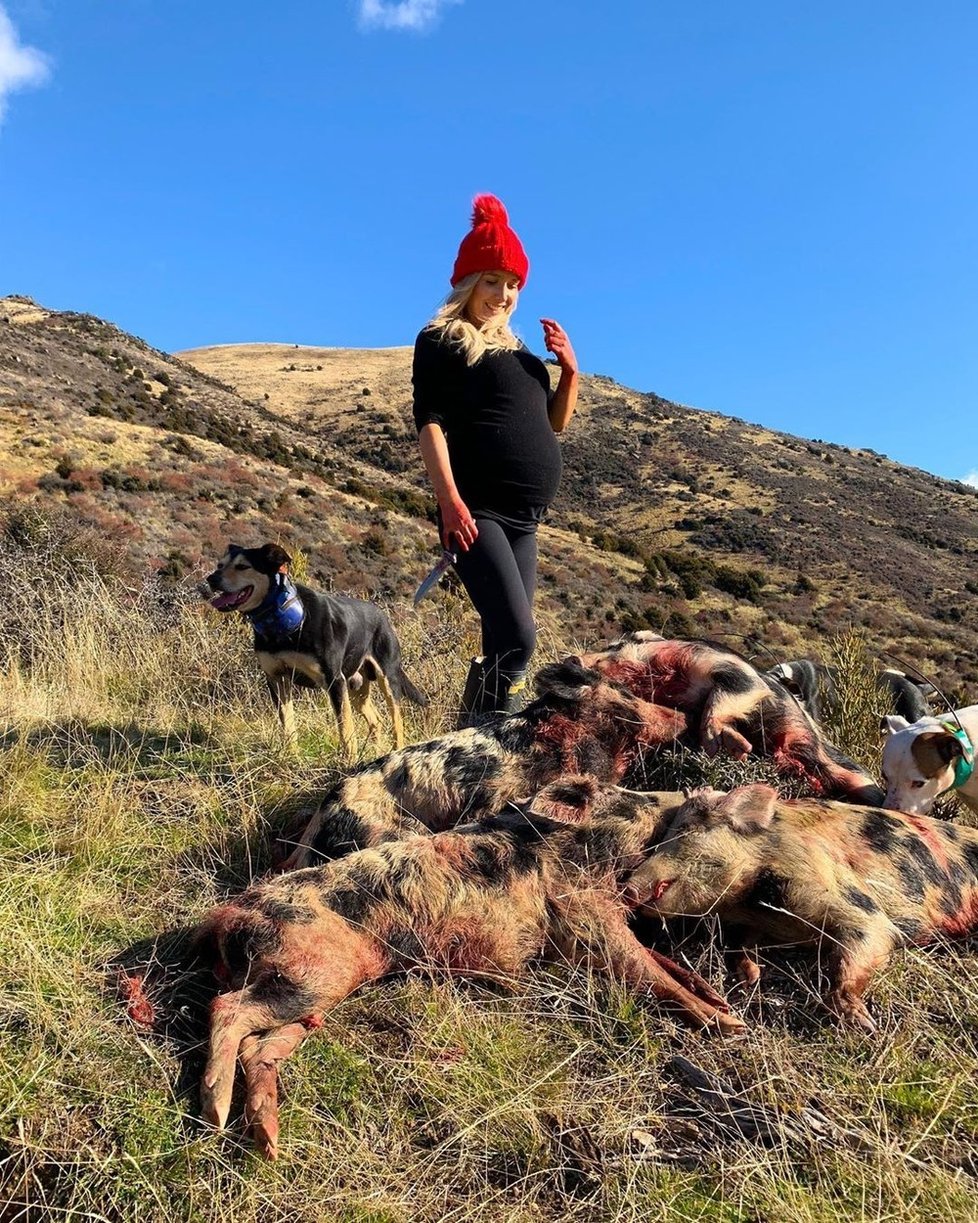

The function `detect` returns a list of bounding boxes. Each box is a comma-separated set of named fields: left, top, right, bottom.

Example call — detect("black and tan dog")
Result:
left=206, top=543, right=426, bottom=755
left=197, top=791, right=744, bottom=1158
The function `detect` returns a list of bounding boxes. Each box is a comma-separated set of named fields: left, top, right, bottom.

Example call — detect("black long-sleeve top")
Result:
left=411, top=326, right=562, bottom=527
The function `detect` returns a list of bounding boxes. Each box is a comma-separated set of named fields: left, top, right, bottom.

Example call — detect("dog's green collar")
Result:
left=939, top=721, right=975, bottom=789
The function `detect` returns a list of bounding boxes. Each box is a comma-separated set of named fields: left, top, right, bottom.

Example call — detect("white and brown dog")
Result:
left=881, top=707, right=978, bottom=816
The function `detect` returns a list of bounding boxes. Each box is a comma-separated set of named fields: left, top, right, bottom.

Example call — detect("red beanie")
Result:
left=451, top=194, right=529, bottom=290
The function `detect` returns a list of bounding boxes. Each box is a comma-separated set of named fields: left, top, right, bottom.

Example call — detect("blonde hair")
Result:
left=425, top=273, right=521, bottom=366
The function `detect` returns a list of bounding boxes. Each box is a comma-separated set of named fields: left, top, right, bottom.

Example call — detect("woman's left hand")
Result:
left=540, top=318, right=578, bottom=375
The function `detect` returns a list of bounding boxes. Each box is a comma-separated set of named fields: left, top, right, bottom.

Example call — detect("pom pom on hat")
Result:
left=470, top=193, right=509, bottom=226
left=451, top=193, right=529, bottom=289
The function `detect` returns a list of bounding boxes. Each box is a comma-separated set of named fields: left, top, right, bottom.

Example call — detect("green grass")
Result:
left=2, top=558, right=978, bottom=1222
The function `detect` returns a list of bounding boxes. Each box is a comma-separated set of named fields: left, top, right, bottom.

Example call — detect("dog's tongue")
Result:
left=210, top=587, right=253, bottom=611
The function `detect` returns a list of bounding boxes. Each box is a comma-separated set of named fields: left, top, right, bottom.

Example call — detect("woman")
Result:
left=412, top=194, right=579, bottom=726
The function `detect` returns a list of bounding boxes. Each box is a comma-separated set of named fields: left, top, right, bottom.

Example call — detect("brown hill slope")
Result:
left=2, top=295, right=977, bottom=694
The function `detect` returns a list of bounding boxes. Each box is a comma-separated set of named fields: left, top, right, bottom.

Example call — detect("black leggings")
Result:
left=452, top=516, right=538, bottom=682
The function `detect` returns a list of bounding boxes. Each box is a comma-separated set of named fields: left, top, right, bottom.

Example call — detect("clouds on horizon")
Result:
left=963, top=470, right=978, bottom=488
left=357, top=0, right=461, bottom=33
left=0, top=4, right=49, bottom=125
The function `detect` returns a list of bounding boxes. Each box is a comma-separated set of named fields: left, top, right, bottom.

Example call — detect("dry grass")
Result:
left=1, top=539, right=978, bottom=1221
left=177, top=343, right=415, bottom=433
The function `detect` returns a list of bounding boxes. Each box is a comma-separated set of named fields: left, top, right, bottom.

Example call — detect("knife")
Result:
left=413, top=549, right=457, bottom=606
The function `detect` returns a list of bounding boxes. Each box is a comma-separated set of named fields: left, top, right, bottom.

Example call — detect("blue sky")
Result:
left=1, top=1, right=976, bottom=485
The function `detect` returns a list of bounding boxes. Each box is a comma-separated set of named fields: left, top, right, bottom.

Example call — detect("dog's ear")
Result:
left=255, top=543, right=293, bottom=574
left=881, top=714, right=910, bottom=737
left=927, top=731, right=965, bottom=766
left=534, top=657, right=602, bottom=702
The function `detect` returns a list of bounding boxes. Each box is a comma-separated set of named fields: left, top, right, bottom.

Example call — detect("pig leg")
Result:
left=202, top=985, right=288, bottom=1131
left=278, top=804, right=425, bottom=871
left=699, top=691, right=754, bottom=759
left=822, top=921, right=896, bottom=1033
left=642, top=946, right=736, bottom=1012
left=240, top=1018, right=320, bottom=1160
left=552, top=898, right=746, bottom=1033
left=618, top=938, right=747, bottom=1034
left=202, top=940, right=383, bottom=1131
left=730, top=948, right=762, bottom=988
left=776, top=734, right=885, bottom=806
left=722, top=927, right=762, bottom=988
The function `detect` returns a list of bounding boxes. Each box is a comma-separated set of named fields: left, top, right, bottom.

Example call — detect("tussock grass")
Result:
left=820, top=629, right=889, bottom=781
left=1, top=528, right=978, bottom=1222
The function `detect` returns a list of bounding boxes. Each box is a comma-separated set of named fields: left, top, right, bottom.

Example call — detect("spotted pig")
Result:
left=626, top=783, right=978, bottom=1031
left=281, top=657, right=687, bottom=869
left=198, top=796, right=743, bottom=1158
left=578, top=632, right=884, bottom=805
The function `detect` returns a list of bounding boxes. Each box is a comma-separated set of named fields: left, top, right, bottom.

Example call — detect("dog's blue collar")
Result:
left=939, top=720, right=975, bottom=789
left=247, top=574, right=305, bottom=637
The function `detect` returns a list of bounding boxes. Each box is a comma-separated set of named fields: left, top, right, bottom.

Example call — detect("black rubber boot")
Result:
left=456, top=657, right=490, bottom=730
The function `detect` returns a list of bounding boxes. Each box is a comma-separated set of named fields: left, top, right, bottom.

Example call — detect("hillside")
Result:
left=3, top=295, right=978, bottom=1221
left=2, top=294, right=977, bottom=694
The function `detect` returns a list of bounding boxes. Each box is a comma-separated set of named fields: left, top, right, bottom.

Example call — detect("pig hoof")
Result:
left=846, top=1008, right=877, bottom=1034
left=829, top=993, right=877, bottom=1034
left=252, top=1122, right=279, bottom=1161
left=730, top=953, right=762, bottom=990
left=200, top=1099, right=226, bottom=1130
left=716, top=727, right=752, bottom=759
left=714, top=1011, right=748, bottom=1037
left=200, top=1080, right=233, bottom=1131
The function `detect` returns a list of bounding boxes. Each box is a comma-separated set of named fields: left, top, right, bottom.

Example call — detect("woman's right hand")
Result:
left=417, top=424, right=478, bottom=552
left=440, top=496, right=478, bottom=552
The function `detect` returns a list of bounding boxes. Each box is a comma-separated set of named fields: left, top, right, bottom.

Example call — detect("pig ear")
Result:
left=686, top=786, right=724, bottom=804
left=882, top=715, right=910, bottom=737
left=533, top=658, right=600, bottom=701
left=715, top=784, right=778, bottom=834
left=527, top=775, right=598, bottom=821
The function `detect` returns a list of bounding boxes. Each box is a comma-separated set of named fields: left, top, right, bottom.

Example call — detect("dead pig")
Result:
left=578, top=633, right=885, bottom=806
left=197, top=798, right=743, bottom=1157
left=626, top=784, right=978, bottom=1031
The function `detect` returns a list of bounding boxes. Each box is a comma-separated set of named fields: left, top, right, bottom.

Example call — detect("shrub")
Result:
left=361, top=526, right=391, bottom=557
left=713, top=564, right=766, bottom=603
left=657, top=550, right=714, bottom=599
